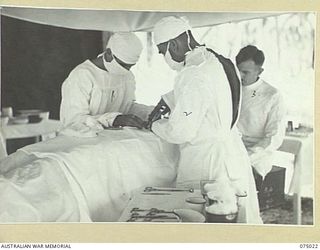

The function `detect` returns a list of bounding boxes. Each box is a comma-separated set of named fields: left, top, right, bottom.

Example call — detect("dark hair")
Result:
left=236, top=45, right=265, bottom=66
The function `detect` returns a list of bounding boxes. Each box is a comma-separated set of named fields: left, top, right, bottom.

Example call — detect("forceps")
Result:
left=144, top=187, right=194, bottom=193
left=127, top=208, right=182, bottom=222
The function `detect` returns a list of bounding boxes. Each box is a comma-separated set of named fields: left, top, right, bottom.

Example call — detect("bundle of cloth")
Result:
left=204, top=181, right=239, bottom=215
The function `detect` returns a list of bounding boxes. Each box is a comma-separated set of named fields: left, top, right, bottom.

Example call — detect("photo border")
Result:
left=0, top=0, right=319, bottom=243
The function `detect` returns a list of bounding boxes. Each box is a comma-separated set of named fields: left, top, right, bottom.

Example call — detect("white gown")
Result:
left=237, top=78, right=287, bottom=178
left=60, top=60, right=152, bottom=137
left=152, top=47, right=262, bottom=224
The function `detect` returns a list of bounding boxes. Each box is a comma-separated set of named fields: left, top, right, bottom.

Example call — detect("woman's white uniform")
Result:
left=152, top=47, right=262, bottom=224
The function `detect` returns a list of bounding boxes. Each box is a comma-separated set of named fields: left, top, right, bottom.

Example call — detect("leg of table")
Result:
left=293, top=193, right=302, bottom=224
left=1, top=138, right=8, bottom=158
left=35, top=135, right=41, bottom=143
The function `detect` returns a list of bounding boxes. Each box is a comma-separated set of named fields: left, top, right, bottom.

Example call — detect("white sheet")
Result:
left=2, top=8, right=283, bottom=32
left=0, top=156, right=84, bottom=222
left=0, top=128, right=178, bottom=222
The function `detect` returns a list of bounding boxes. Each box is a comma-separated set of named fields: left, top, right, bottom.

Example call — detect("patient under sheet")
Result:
left=0, top=128, right=178, bottom=222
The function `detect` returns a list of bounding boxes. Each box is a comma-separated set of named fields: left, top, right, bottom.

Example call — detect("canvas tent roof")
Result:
left=1, top=7, right=289, bottom=31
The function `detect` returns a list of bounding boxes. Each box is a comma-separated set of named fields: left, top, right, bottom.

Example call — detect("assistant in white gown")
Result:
left=236, top=45, right=287, bottom=178
left=237, top=78, right=287, bottom=178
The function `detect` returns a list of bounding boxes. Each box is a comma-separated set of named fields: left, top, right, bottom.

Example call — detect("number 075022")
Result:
left=300, top=244, right=319, bottom=248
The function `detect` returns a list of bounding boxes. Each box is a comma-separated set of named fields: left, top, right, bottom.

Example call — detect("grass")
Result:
left=260, top=196, right=313, bottom=225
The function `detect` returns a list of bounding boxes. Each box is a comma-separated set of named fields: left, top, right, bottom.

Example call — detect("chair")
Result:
left=253, top=165, right=286, bottom=211
left=252, top=138, right=303, bottom=223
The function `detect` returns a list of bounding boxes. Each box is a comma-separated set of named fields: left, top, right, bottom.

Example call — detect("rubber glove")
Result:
left=112, top=114, right=145, bottom=129
left=145, top=98, right=170, bottom=129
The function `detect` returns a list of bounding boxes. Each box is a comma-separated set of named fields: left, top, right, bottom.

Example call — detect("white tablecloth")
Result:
left=273, top=132, right=313, bottom=225
left=274, top=133, right=313, bottom=198
left=1, top=119, right=62, bottom=139
left=118, top=188, right=203, bottom=222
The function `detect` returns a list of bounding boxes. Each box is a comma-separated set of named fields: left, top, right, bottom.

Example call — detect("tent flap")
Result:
left=1, top=7, right=287, bottom=32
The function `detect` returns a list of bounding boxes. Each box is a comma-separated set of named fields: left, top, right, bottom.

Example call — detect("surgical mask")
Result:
left=164, top=32, right=192, bottom=72
left=164, top=42, right=184, bottom=71
left=102, top=52, right=130, bottom=75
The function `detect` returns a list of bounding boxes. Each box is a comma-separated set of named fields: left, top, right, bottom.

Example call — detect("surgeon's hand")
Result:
left=112, top=114, right=145, bottom=129
left=152, top=98, right=170, bottom=116
left=146, top=98, right=170, bottom=128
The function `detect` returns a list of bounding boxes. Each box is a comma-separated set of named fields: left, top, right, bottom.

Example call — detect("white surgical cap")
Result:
left=107, top=32, right=143, bottom=64
left=153, top=16, right=192, bottom=45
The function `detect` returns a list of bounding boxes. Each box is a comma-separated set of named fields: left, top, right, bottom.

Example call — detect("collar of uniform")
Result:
left=242, top=78, right=263, bottom=90
left=185, top=46, right=207, bottom=67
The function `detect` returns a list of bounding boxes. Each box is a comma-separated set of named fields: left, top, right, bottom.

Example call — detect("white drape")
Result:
left=1, top=7, right=286, bottom=31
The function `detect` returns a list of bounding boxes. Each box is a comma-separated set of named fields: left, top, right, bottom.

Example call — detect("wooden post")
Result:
left=293, top=193, right=302, bottom=224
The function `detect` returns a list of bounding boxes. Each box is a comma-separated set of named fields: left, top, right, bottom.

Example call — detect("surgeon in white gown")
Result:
left=60, top=32, right=153, bottom=137
left=150, top=16, right=262, bottom=224
left=236, top=45, right=287, bottom=179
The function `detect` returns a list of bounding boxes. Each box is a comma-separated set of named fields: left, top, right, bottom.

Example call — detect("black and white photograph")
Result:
left=0, top=7, right=315, bottom=226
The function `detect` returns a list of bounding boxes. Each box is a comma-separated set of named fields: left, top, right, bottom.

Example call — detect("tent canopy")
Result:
left=1, top=7, right=288, bottom=32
